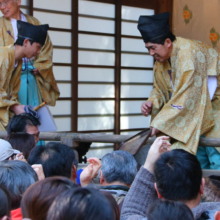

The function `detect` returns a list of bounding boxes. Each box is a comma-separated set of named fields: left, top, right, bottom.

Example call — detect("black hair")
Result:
left=0, top=186, right=11, bottom=218
left=154, top=149, right=202, bottom=201
left=7, top=113, right=40, bottom=134
left=150, top=31, right=176, bottom=45
left=28, top=142, right=78, bottom=178
left=46, top=188, right=114, bottom=220
left=5, top=133, right=36, bottom=159
left=0, top=160, right=38, bottom=209
left=148, top=200, right=194, bottom=220
left=21, top=176, right=78, bottom=220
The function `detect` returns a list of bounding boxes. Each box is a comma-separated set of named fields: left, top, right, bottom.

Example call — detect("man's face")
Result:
left=26, top=125, right=40, bottom=145
left=145, top=41, right=171, bottom=63
left=0, top=0, right=21, bottom=19
left=25, top=41, right=42, bottom=59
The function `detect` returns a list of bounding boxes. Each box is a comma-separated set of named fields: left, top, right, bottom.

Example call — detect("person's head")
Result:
left=14, top=20, right=49, bottom=59
left=0, top=186, right=11, bottom=220
left=100, top=150, right=137, bottom=187
left=0, top=0, right=21, bottom=19
left=5, top=133, right=35, bottom=159
left=154, top=149, right=204, bottom=207
left=46, top=187, right=114, bottom=220
left=7, top=113, right=40, bottom=144
left=21, top=176, right=78, bottom=220
left=0, top=160, right=38, bottom=210
left=28, top=142, right=78, bottom=182
left=147, top=200, right=194, bottom=220
left=138, top=12, right=176, bottom=63
left=0, top=138, right=20, bottom=161
left=100, top=191, right=120, bottom=220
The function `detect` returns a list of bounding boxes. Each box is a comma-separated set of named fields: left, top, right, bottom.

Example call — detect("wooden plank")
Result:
left=1, top=131, right=220, bottom=147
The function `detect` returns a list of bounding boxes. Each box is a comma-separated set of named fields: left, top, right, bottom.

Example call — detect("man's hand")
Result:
left=144, top=136, right=171, bottom=173
left=10, top=104, right=25, bottom=115
left=14, top=153, right=27, bottom=163
left=32, top=68, right=39, bottom=75
left=141, top=101, right=153, bottom=116
left=80, top=157, right=101, bottom=187
left=151, top=127, right=160, bottom=137
left=31, top=164, right=45, bottom=181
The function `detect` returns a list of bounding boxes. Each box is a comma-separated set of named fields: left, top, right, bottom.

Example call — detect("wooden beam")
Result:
left=114, top=0, right=121, bottom=138
left=1, top=131, right=220, bottom=147
left=72, top=0, right=78, bottom=132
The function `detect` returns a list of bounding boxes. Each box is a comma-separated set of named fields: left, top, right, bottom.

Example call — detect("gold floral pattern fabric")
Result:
left=0, top=45, right=22, bottom=130
left=148, top=37, right=220, bottom=154
left=0, top=13, right=60, bottom=106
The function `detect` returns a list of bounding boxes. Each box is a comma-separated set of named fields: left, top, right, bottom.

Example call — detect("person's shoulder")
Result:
left=193, top=202, right=220, bottom=220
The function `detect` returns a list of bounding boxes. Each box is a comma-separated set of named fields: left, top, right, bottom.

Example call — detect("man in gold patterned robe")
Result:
left=138, top=12, right=220, bottom=169
left=0, top=0, right=60, bottom=107
left=0, top=20, right=49, bottom=131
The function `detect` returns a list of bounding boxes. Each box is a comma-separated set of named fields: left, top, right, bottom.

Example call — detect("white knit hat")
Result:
left=0, top=139, right=20, bottom=161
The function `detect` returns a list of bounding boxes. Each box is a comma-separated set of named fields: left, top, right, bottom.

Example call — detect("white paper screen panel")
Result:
left=49, top=31, right=71, bottom=47
left=79, top=17, right=115, bottom=34
left=78, top=51, right=115, bottom=66
left=34, top=0, right=71, bottom=12
left=91, top=141, right=113, bottom=147
left=78, top=34, right=115, bottom=50
left=121, top=54, right=153, bottom=68
left=49, top=101, right=71, bottom=115
left=78, top=68, right=114, bottom=82
left=121, top=70, right=153, bottom=83
left=121, top=22, right=140, bottom=36
left=33, top=12, right=71, bottom=29
left=78, top=85, right=114, bottom=98
left=121, top=38, right=146, bottom=53
left=120, top=116, right=150, bottom=129
left=121, top=101, right=145, bottom=114
left=86, top=148, right=113, bottom=159
left=57, top=83, right=71, bottom=98
left=78, top=101, right=114, bottom=115
left=120, top=130, right=142, bottom=135
left=21, top=0, right=29, bottom=5
left=20, top=9, right=28, bottom=14
left=90, top=133, right=114, bottom=147
left=121, top=85, right=153, bottom=98
left=54, top=118, right=71, bottom=132
left=122, top=6, right=154, bottom=21
left=53, top=49, right=71, bottom=63
left=53, top=66, right=71, bottom=81
left=79, top=0, right=115, bottom=18
left=78, top=117, right=114, bottom=131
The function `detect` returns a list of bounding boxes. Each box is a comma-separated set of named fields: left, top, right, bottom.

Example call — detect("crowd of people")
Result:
left=2, top=115, right=220, bottom=220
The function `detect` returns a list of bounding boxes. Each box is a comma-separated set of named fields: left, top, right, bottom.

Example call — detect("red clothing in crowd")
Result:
left=11, top=207, right=22, bottom=220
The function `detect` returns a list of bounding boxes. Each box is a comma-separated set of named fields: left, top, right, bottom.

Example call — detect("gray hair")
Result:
left=0, top=160, right=38, bottom=209
left=101, top=150, right=137, bottom=185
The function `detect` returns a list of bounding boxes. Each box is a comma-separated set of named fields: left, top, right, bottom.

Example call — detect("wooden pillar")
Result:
left=72, top=0, right=78, bottom=132
left=155, top=0, right=173, bottom=28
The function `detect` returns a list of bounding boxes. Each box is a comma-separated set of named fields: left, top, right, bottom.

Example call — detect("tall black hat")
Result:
left=16, top=20, right=49, bottom=46
left=137, top=12, right=170, bottom=43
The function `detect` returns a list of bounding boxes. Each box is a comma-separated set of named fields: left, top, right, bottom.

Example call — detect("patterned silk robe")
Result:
left=0, top=45, right=22, bottom=130
left=0, top=13, right=60, bottom=106
left=148, top=37, right=220, bottom=154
